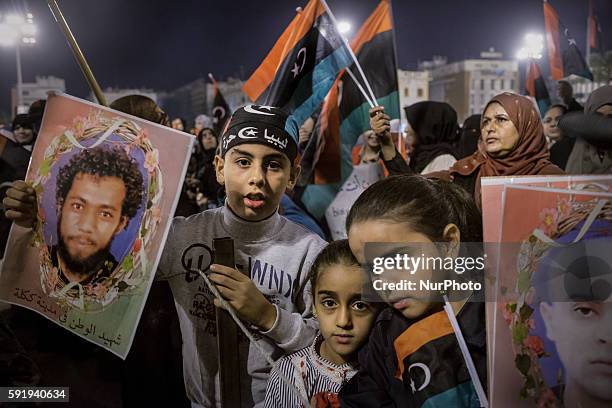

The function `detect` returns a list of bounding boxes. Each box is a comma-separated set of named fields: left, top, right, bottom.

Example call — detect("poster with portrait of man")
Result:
left=0, top=93, right=194, bottom=358
left=488, top=183, right=612, bottom=408
left=480, top=174, right=612, bottom=388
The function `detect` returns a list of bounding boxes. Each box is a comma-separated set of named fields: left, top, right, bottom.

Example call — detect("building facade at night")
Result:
left=11, top=76, right=65, bottom=114
left=397, top=69, right=431, bottom=121
left=427, top=50, right=519, bottom=122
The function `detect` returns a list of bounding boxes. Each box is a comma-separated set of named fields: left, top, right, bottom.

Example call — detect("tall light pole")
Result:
left=0, top=13, right=36, bottom=114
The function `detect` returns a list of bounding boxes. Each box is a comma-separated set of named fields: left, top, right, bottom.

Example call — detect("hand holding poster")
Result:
left=0, top=93, right=194, bottom=358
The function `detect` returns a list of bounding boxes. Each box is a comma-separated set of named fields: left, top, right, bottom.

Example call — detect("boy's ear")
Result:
left=442, top=223, right=461, bottom=257
left=214, top=155, right=226, bottom=186
left=286, top=164, right=301, bottom=192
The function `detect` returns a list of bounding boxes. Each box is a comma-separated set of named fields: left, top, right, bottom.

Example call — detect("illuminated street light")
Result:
left=0, top=12, right=37, bottom=113
left=337, top=20, right=352, bottom=35
left=516, top=33, right=544, bottom=60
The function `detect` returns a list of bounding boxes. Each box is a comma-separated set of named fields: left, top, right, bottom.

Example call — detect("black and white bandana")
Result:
left=221, top=105, right=299, bottom=162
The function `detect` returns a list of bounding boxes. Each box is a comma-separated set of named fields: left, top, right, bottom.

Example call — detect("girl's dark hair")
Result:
left=547, top=104, right=568, bottom=115
left=309, top=239, right=359, bottom=292
left=346, top=174, right=483, bottom=243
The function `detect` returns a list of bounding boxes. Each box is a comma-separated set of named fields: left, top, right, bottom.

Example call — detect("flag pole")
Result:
left=320, top=0, right=378, bottom=106
left=47, top=0, right=107, bottom=106
left=345, top=68, right=375, bottom=108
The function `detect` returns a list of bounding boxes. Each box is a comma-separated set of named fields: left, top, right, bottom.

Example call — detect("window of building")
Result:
left=491, top=79, right=495, bottom=90
left=500, top=79, right=505, bottom=89
left=404, top=88, right=409, bottom=97
left=480, top=79, right=484, bottom=90
left=417, top=88, right=423, bottom=97
left=510, top=79, right=515, bottom=90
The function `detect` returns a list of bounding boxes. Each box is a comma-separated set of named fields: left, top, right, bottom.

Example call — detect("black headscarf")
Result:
left=405, top=101, right=460, bottom=173
left=456, top=114, right=481, bottom=159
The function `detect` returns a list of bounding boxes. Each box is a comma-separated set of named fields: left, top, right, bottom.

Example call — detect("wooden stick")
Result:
left=46, top=0, right=107, bottom=106
left=213, top=238, right=242, bottom=407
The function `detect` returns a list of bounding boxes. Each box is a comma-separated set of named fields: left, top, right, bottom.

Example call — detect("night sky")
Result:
left=0, top=0, right=610, bottom=117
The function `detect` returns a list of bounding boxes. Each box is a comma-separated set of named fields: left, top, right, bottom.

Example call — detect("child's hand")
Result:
left=3, top=180, right=38, bottom=229
left=208, top=264, right=277, bottom=331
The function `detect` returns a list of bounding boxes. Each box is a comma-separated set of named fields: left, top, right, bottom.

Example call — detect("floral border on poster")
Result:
left=502, top=189, right=612, bottom=407
left=30, top=111, right=163, bottom=312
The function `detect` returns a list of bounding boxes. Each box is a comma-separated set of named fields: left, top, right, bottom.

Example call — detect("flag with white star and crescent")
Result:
left=210, top=76, right=230, bottom=136
left=543, top=1, right=593, bottom=81
left=242, top=0, right=353, bottom=127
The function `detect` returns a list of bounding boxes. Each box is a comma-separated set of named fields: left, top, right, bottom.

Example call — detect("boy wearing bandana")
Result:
left=4, top=105, right=326, bottom=407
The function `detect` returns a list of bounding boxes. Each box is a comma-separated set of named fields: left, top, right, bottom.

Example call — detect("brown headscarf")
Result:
left=447, top=92, right=563, bottom=206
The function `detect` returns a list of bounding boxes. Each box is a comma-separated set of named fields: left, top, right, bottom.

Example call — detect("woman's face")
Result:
left=543, top=106, right=564, bottom=142
left=363, top=130, right=380, bottom=149
left=200, top=129, right=217, bottom=150
left=171, top=119, right=184, bottom=131
left=481, top=102, right=521, bottom=158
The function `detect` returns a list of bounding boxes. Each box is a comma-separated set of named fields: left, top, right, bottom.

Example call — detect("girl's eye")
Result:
left=352, top=301, right=369, bottom=312
left=100, top=211, right=113, bottom=218
left=71, top=203, right=83, bottom=210
left=236, top=159, right=250, bottom=167
left=321, top=299, right=337, bottom=308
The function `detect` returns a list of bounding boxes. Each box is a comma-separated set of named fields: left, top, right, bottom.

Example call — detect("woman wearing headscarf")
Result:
left=559, top=85, right=612, bottom=175
left=370, top=93, right=564, bottom=209
left=456, top=114, right=481, bottom=159
left=443, top=92, right=563, bottom=207
left=404, top=101, right=460, bottom=173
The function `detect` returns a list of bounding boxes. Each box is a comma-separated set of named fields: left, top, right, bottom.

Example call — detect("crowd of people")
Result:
left=0, top=79, right=610, bottom=408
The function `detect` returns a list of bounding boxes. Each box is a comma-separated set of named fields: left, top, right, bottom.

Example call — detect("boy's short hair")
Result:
left=220, top=105, right=299, bottom=162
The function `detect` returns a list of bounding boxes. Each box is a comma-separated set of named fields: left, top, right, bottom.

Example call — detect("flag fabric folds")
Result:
left=525, top=60, right=551, bottom=117
left=242, top=0, right=353, bottom=127
left=210, top=77, right=230, bottom=136
left=587, top=0, right=604, bottom=55
left=298, top=0, right=400, bottom=221
left=305, top=0, right=400, bottom=185
left=543, top=1, right=593, bottom=81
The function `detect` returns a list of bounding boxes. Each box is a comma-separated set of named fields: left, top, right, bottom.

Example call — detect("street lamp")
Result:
left=0, top=12, right=37, bottom=114
left=338, top=20, right=352, bottom=35
left=516, top=33, right=544, bottom=60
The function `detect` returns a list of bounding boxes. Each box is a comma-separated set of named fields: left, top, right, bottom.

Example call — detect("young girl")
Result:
left=264, top=240, right=379, bottom=407
left=340, top=174, right=487, bottom=408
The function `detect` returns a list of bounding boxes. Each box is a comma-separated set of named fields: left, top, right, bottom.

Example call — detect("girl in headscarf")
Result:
left=404, top=101, right=460, bottom=174
left=560, top=85, right=612, bottom=175
left=369, top=93, right=564, bottom=209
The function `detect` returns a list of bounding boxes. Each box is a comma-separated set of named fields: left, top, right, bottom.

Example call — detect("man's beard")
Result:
left=57, top=231, right=113, bottom=279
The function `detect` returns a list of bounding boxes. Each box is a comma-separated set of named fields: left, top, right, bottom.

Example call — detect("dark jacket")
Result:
left=340, top=302, right=486, bottom=408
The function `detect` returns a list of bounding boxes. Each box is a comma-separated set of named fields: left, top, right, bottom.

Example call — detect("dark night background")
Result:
left=0, top=0, right=610, bottom=118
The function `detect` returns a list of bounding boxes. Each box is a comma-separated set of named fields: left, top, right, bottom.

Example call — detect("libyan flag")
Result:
left=300, top=0, right=400, bottom=219
left=525, top=60, right=551, bottom=117
left=242, top=0, right=353, bottom=127
left=543, top=1, right=593, bottom=81
left=210, top=75, right=230, bottom=136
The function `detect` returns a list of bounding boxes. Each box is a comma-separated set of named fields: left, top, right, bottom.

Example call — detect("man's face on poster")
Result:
left=58, top=173, right=128, bottom=275
left=539, top=252, right=612, bottom=402
left=541, top=300, right=612, bottom=400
